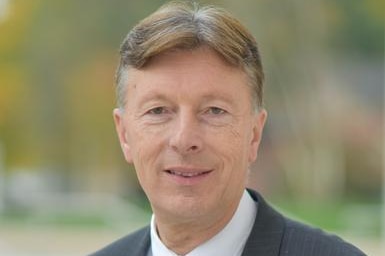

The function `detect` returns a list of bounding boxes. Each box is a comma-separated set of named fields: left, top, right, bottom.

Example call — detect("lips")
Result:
left=166, top=169, right=212, bottom=178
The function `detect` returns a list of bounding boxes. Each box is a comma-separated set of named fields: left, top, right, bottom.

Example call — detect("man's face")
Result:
left=114, top=47, right=266, bottom=222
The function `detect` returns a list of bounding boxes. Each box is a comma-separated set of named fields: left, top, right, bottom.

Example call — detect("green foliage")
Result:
left=328, top=0, right=384, bottom=57
left=0, top=0, right=382, bottom=200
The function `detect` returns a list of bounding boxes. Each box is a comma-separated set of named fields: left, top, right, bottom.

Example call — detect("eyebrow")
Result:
left=135, top=89, right=239, bottom=108
left=199, top=93, right=237, bottom=105
left=136, top=91, right=170, bottom=107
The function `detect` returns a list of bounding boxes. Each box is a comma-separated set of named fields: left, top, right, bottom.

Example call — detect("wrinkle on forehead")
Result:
left=123, top=47, right=254, bottom=112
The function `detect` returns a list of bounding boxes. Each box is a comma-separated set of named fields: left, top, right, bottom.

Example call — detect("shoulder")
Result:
left=89, top=226, right=150, bottom=256
left=281, top=217, right=366, bottom=256
left=245, top=189, right=366, bottom=256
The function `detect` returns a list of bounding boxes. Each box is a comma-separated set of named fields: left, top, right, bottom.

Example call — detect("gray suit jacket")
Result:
left=90, top=190, right=366, bottom=256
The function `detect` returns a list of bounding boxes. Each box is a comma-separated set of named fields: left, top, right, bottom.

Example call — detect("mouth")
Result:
left=165, top=169, right=212, bottom=178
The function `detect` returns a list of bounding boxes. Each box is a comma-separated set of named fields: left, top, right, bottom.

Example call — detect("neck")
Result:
left=154, top=199, right=240, bottom=255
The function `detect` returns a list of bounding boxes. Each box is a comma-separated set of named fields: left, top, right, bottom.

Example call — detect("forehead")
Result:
left=145, top=47, right=241, bottom=76
left=124, top=47, right=253, bottom=105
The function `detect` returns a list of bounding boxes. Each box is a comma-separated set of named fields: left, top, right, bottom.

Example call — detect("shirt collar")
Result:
left=149, top=190, right=257, bottom=256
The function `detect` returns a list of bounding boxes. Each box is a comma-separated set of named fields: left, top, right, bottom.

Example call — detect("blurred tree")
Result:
left=225, top=0, right=383, bottom=202
left=0, top=0, right=383, bottom=203
left=328, top=0, right=384, bottom=57
left=0, top=0, right=42, bottom=166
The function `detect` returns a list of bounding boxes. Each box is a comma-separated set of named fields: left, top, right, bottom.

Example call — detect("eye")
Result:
left=147, top=107, right=167, bottom=115
left=207, top=107, right=226, bottom=115
left=201, top=106, right=231, bottom=126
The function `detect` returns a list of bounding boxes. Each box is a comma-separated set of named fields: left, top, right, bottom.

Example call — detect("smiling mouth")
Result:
left=165, top=169, right=212, bottom=178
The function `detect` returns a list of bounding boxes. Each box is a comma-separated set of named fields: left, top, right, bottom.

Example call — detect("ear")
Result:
left=248, top=109, right=267, bottom=163
left=113, top=108, right=133, bottom=163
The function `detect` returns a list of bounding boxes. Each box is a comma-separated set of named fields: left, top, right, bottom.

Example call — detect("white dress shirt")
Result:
left=147, top=190, right=257, bottom=256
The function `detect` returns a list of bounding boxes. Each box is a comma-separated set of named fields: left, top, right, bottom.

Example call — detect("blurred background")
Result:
left=0, top=0, right=383, bottom=255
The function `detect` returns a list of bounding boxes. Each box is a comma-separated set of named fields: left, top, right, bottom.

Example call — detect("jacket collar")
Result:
left=241, top=189, right=285, bottom=256
left=133, top=227, right=151, bottom=256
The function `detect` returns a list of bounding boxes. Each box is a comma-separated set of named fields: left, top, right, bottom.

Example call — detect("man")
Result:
left=91, top=1, right=366, bottom=255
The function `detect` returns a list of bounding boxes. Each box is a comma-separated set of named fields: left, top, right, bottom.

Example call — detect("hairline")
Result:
left=116, top=51, right=262, bottom=113
left=115, top=1, right=264, bottom=112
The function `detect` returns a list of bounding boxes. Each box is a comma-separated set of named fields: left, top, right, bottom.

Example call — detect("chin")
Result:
left=156, top=196, right=213, bottom=218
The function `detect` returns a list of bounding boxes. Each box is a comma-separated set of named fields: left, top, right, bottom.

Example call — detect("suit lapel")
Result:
left=132, top=227, right=151, bottom=256
left=241, top=190, right=285, bottom=256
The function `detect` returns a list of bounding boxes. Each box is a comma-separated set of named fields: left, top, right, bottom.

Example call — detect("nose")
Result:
left=169, top=110, right=203, bottom=154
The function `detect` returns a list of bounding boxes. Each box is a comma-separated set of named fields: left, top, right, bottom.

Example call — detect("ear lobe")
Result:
left=113, top=108, right=133, bottom=163
left=248, top=109, right=267, bottom=163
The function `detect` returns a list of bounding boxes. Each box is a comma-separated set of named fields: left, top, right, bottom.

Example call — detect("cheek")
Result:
left=128, top=126, right=165, bottom=173
left=130, top=136, right=159, bottom=167
left=210, top=125, right=250, bottom=167
left=131, top=143, right=159, bottom=191
left=230, top=127, right=255, bottom=171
